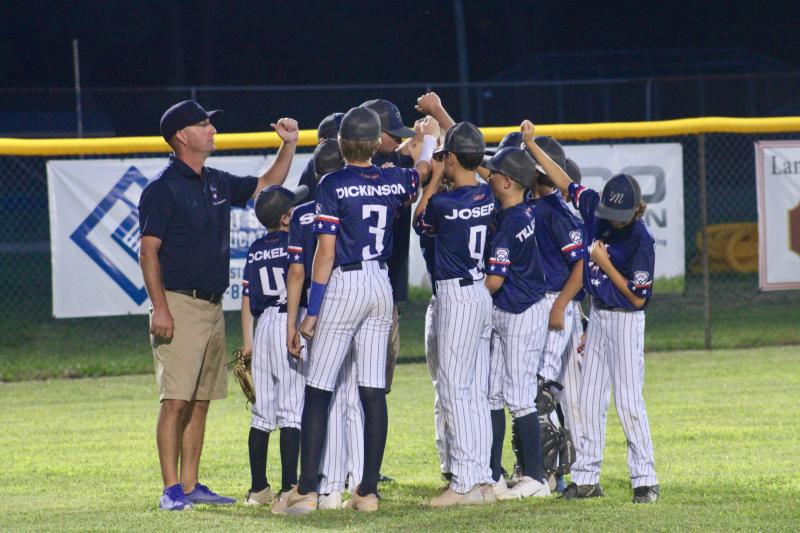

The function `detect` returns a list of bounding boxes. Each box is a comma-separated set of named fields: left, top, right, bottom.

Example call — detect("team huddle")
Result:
left=140, top=93, right=658, bottom=513
left=236, top=92, right=659, bottom=514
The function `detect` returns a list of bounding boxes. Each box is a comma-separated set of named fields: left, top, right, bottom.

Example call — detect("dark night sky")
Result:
left=1, top=0, right=799, bottom=88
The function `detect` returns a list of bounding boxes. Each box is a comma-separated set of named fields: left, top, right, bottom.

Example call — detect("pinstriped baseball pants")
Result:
left=489, top=299, right=549, bottom=418
left=424, top=295, right=452, bottom=475
left=571, top=304, right=658, bottom=488
left=318, top=349, right=364, bottom=494
left=306, top=261, right=393, bottom=391
left=251, top=307, right=305, bottom=431
left=539, top=296, right=585, bottom=442
left=434, top=278, right=493, bottom=493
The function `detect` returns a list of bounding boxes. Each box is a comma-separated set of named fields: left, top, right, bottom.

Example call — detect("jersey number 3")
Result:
left=362, top=204, right=388, bottom=260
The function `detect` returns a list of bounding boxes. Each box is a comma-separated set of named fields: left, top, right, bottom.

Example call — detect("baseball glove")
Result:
left=232, top=348, right=255, bottom=404
left=539, top=414, right=561, bottom=478
left=557, top=427, right=576, bottom=475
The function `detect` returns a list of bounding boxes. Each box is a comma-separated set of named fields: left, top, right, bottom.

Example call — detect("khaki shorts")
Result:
left=151, top=291, right=227, bottom=402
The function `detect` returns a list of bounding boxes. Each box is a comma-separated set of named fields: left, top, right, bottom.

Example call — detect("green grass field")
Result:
left=1, top=346, right=798, bottom=531
left=3, top=281, right=800, bottom=382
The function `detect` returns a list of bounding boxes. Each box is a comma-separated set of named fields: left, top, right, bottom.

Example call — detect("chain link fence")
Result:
left=2, top=85, right=800, bottom=380
left=3, top=73, right=800, bottom=138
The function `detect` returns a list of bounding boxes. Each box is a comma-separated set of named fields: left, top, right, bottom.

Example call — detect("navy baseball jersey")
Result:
left=314, top=165, right=419, bottom=267
left=415, top=183, right=495, bottom=281
left=568, top=183, right=655, bottom=310
left=486, top=202, right=547, bottom=313
left=532, top=190, right=586, bottom=296
left=242, top=231, right=289, bottom=316
left=287, top=200, right=317, bottom=278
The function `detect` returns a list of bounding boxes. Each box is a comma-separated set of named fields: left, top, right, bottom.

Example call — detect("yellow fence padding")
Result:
left=3, top=116, right=800, bottom=156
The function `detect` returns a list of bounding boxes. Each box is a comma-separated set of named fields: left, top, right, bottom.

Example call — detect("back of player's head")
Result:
left=596, top=174, right=642, bottom=223
left=338, top=106, right=382, bottom=162
left=482, top=147, right=537, bottom=189
left=317, top=112, right=344, bottom=142
left=313, top=138, right=344, bottom=179
left=255, top=185, right=309, bottom=229
left=435, top=122, right=486, bottom=170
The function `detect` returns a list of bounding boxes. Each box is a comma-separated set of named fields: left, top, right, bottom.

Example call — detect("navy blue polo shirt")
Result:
left=138, top=155, right=259, bottom=293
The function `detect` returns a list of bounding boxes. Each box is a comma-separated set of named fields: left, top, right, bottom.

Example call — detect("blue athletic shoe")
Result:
left=159, top=483, right=193, bottom=511
left=184, top=483, right=236, bottom=505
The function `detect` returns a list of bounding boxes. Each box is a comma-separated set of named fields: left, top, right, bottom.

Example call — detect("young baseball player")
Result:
left=283, top=138, right=364, bottom=513
left=530, top=140, right=586, bottom=493
left=521, top=120, right=660, bottom=504
left=414, top=121, right=495, bottom=507
left=240, top=184, right=308, bottom=507
left=280, top=107, right=434, bottom=515
left=482, top=146, right=551, bottom=500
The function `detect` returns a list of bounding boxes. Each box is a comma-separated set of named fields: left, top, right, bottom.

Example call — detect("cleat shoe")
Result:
left=159, top=483, right=193, bottom=511
left=480, top=484, right=497, bottom=503
left=496, top=476, right=551, bottom=500
left=507, top=464, right=523, bottom=488
left=245, top=486, right=274, bottom=506
left=563, top=482, right=604, bottom=500
left=555, top=475, right=567, bottom=494
left=492, top=476, right=510, bottom=498
left=280, top=486, right=318, bottom=515
left=342, top=486, right=379, bottom=512
left=378, top=472, right=395, bottom=483
left=633, top=484, right=660, bottom=504
left=318, top=491, right=343, bottom=510
left=184, top=483, right=236, bottom=505
left=270, top=490, right=291, bottom=515
left=430, top=484, right=485, bottom=507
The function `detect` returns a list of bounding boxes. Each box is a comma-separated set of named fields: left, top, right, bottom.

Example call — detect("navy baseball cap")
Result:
left=434, top=122, right=485, bottom=158
left=482, top=147, right=537, bottom=188
left=360, top=99, right=415, bottom=138
left=485, top=131, right=523, bottom=156
left=313, top=138, right=344, bottom=178
left=565, top=158, right=582, bottom=185
left=255, top=184, right=309, bottom=228
left=339, top=106, right=382, bottom=141
left=596, top=174, right=642, bottom=222
left=531, top=136, right=566, bottom=172
left=160, top=100, right=223, bottom=142
left=317, top=112, right=344, bottom=141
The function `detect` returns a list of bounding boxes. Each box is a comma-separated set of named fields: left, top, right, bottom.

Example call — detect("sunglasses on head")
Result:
left=433, top=150, right=449, bottom=161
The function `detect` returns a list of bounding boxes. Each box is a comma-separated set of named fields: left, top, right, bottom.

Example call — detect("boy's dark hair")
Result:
left=454, top=152, right=484, bottom=171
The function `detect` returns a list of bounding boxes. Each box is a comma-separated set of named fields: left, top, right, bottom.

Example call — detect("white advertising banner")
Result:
left=48, top=155, right=311, bottom=318
left=407, top=143, right=686, bottom=288
left=755, top=141, right=800, bottom=290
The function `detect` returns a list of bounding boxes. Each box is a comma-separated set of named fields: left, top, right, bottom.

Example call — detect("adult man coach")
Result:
left=138, top=100, right=299, bottom=511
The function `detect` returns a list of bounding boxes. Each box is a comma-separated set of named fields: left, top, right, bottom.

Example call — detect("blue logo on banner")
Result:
left=70, top=165, right=266, bottom=305
left=70, top=166, right=150, bottom=305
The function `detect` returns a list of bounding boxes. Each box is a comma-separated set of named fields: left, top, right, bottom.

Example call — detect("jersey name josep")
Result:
left=415, top=183, right=495, bottom=281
